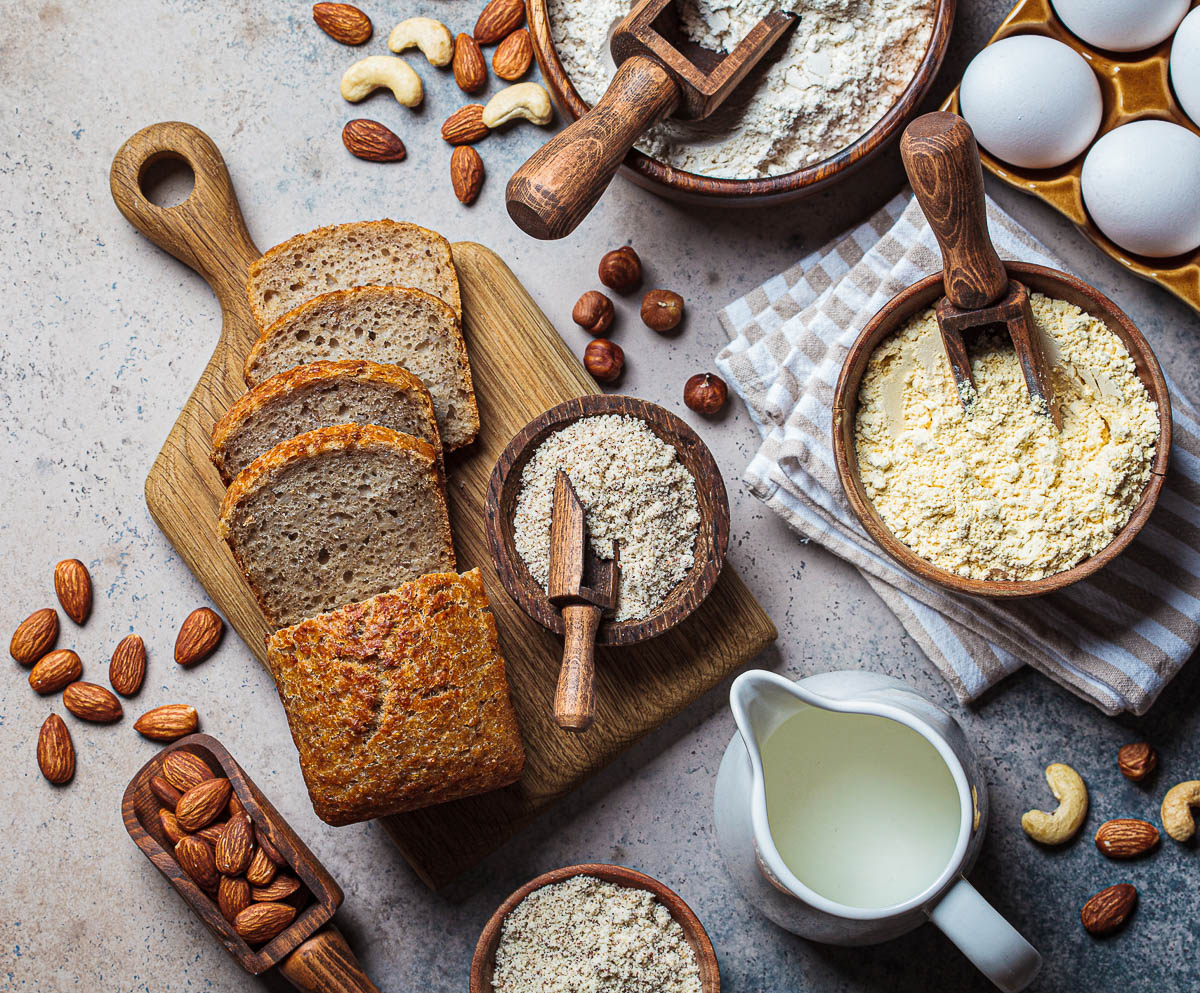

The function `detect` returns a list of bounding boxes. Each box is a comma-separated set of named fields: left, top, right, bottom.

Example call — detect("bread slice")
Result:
left=218, top=424, right=455, bottom=628
left=266, top=569, right=525, bottom=825
left=243, top=286, right=480, bottom=450
left=245, top=219, right=461, bottom=326
left=210, top=360, right=441, bottom=485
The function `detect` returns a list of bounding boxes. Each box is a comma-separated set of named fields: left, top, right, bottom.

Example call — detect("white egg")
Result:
left=1052, top=0, right=1189, bottom=52
left=1171, top=8, right=1200, bottom=127
left=1081, top=121, right=1200, bottom=258
left=960, top=36, right=1102, bottom=169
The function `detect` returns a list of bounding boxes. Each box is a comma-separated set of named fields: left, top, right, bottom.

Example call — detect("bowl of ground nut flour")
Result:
left=527, top=0, right=954, bottom=202
left=470, top=864, right=719, bottom=993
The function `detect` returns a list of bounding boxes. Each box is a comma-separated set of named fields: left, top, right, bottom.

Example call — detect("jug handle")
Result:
left=928, top=879, right=1041, bottom=993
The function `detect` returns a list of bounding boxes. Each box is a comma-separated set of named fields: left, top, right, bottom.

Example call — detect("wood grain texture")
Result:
left=277, top=927, right=381, bottom=993
left=113, top=121, right=775, bottom=889
left=553, top=603, right=602, bottom=731
left=527, top=0, right=956, bottom=205
left=831, top=263, right=1172, bottom=598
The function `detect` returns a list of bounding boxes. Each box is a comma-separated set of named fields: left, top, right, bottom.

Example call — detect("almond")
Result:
left=235, top=901, right=296, bottom=944
left=54, top=559, right=92, bottom=624
left=342, top=119, right=406, bottom=162
left=215, top=813, right=254, bottom=875
left=246, top=845, right=278, bottom=886
left=451, top=146, right=485, bottom=205
left=62, top=681, right=123, bottom=723
left=218, top=875, right=252, bottom=923
left=441, top=104, right=490, bottom=145
left=28, top=649, right=82, bottom=694
left=229, top=792, right=246, bottom=819
left=1094, top=818, right=1160, bottom=859
left=251, top=874, right=300, bottom=902
left=37, top=713, right=74, bottom=784
left=255, top=826, right=286, bottom=867
left=175, top=834, right=219, bottom=891
left=312, top=2, right=372, bottom=45
left=1117, top=742, right=1157, bottom=782
left=196, top=822, right=228, bottom=846
left=453, top=33, right=487, bottom=93
left=474, top=0, right=524, bottom=44
left=159, top=808, right=186, bottom=844
left=176, top=777, right=233, bottom=832
left=492, top=29, right=532, bottom=81
left=150, top=774, right=183, bottom=810
left=11, top=608, right=58, bottom=665
left=1081, top=882, right=1137, bottom=936
left=134, top=704, right=199, bottom=742
left=174, top=607, right=223, bottom=667
left=162, top=750, right=215, bottom=792
left=109, top=634, right=146, bottom=696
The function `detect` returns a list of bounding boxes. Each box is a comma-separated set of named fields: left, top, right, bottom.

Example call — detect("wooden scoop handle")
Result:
left=507, top=56, right=681, bottom=240
left=901, top=112, right=1009, bottom=310
left=553, top=603, right=602, bottom=731
left=278, top=924, right=381, bottom=993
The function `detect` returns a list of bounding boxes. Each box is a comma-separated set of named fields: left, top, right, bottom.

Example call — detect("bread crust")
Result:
left=209, top=359, right=440, bottom=483
left=266, top=569, right=526, bottom=825
left=245, top=219, right=461, bottom=325
left=241, top=285, right=480, bottom=450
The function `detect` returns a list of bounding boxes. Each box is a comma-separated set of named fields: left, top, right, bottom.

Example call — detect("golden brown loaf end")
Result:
left=266, top=569, right=525, bottom=825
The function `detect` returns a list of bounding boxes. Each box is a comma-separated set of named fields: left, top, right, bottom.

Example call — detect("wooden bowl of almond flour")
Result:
left=526, top=0, right=955, bottom=204
left=832, top=262, right=1172, bottom=598
left=470, top=863, right=720, bottom=993
left=485, top=394, right=729, bottom=645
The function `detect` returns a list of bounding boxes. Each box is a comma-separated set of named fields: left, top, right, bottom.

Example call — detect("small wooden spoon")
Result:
left=507, top=0, right=795, bottom=239
left=901, top=112, right=1062, bottom=429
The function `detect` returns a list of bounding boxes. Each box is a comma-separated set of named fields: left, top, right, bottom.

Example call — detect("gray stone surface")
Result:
left=2, top=1, right=1198, bottom=991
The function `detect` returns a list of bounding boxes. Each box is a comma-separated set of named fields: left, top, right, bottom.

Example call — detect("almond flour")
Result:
left=854, top=293, right=1159, bottom=581
left=491, top=875, right=703, bottom=993
left=512, top=414, right=700, bottom=621
left=546, top=0, right=935, bottom=179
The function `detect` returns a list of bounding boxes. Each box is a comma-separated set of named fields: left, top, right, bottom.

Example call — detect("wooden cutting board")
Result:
left=111, top=122, right=777, bottom=888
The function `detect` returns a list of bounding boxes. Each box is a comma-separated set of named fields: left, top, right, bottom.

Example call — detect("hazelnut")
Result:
left=598, top=246, right=642, bottom=294
left=572, top=290, right=614, bottom=335
left=641, top=289, right=684, bottom=333
left=1117, top=742, right=1157, bottom=782
left=684, top=373, right=727, bottom=415
left=584, top=339, right=624, bottom=383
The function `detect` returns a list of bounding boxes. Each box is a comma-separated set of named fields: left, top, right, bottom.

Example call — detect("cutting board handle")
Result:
left=278, top=924, right=382, bottom=993
left=109, top=121, right=260, bottom=310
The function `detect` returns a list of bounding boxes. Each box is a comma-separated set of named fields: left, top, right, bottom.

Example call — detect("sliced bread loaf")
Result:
left=210, top=360, right=441, bottom=485
left=266, top=569, right=525, bottom=825
left=245, top=219, right=461, bottom=326
left=242, top=286, right=480, bottom=450
left=218, top=424, right=455, bottom=628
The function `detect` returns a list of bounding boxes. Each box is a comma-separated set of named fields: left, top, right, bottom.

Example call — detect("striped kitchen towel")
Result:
left=715, top=192, right=1200, bottom=716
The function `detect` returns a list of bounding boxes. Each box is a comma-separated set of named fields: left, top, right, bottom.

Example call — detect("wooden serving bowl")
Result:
left=525, top=0, right=955, bottom=205
left=470, top=863, right=719, bottom=993
left=485, top=394, right=729, bottom=645
left=122, top=734, right=379, bottom=992
left=832, top=262, right=1172, bottom=597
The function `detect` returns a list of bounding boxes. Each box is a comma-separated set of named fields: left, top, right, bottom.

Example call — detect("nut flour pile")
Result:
left=513, top=414, right=700, bottom=620
left=854, top=293, right=1160, bottom=581
left=491, top=875, right=703, bottom=993
left=547, top=0, right=935, bottom=178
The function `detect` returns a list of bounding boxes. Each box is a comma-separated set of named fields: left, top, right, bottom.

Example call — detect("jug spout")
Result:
left=729, top=669, right=810, bottom=758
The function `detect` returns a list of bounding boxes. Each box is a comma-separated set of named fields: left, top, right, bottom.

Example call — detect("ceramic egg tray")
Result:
left=942, top=0, right=1200, bottom=315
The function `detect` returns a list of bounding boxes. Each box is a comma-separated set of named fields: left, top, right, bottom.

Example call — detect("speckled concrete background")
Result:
left=2, top=2, right=1198, bottom=991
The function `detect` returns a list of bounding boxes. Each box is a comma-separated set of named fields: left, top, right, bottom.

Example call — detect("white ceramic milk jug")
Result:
left=714, top=669, right=1041, bottom=992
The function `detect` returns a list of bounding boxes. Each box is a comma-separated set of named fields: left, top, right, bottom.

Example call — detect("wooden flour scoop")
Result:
left=547, top=470, right=620, bottom=732
left=901, top=112, right=1062, bottom=429
left=507, top=0, right=796, bottom=240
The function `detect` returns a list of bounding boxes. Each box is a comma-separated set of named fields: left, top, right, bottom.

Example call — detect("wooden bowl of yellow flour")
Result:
left=832, top=262, right=1171, bottom=598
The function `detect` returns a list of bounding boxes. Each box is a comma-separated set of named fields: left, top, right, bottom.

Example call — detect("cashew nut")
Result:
left=387, top=17, right=453, bottom=67
left=1161, top=780, right=1200, bottom=841
left=482, top=82, right=553, bottom=128
left=340, top=56, right=423, bottom=107
left=1021, top=763, right=1088, bottom=845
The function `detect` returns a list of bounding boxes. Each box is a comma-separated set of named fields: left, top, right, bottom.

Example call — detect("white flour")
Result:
left=547, top=0, right=935, bottom=178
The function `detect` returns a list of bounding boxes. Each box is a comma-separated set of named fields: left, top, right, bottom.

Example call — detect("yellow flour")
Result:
left=854, top=293, right=1160, bottom=581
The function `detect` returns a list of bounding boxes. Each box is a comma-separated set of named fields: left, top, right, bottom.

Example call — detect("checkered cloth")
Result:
left=716, top=193, right=1200, bottom=715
